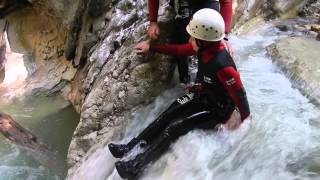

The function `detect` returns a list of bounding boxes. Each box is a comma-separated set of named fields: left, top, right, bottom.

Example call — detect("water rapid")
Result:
left=70, top=24, right=320, bottom=180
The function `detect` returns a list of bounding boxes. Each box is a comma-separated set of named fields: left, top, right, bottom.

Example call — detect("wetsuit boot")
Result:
left=115, top=132, right=171, bottom=179
left=114, top=111, right=214, bottom=179
left=109, top=102, right=185, bottom=159
left=108, top=138, right=140, bottom=158
left=115, top=159, right=141, bottom=179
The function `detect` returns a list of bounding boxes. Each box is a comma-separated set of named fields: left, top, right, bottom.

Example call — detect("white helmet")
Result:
left=186, top=8, right=225, bottom=41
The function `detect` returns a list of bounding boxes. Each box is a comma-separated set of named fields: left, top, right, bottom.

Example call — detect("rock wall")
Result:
left=66, top=0, right=175, bottom=168
left=0, top=1, right=77, bottom=98
left=267, top=37, right=320, bottom=106
left=266, top=1, right=320, bottom=106
left=232, top=0, right=308, bottom=34
left=298, top=0, right=320, bottom=18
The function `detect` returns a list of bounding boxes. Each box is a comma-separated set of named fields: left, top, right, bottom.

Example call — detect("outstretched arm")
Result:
left=150, top=43, right=196, bottom=56
left=135, top=41, right=197, bottom=56
left=216, top=67, right=250, bottom=121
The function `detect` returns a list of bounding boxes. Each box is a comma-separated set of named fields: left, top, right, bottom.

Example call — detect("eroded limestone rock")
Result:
left=66, top=0, right=175, bottom=174
left=233, top=0, right=308, bottom=34
left=267, top=37, right=320, bottom=105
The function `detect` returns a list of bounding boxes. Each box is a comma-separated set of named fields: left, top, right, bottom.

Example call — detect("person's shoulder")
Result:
left=212, top=49, right=235, bottom=69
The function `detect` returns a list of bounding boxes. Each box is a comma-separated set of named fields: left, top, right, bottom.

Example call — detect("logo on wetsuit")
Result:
left=203, top=76, right=213, bottom=84
left=226, top=78, right=236, bottom=86
left=177, top=92, right=194, bottom=104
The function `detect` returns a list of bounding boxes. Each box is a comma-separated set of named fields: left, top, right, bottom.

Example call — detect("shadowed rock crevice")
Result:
left=0, top=0, right=31, bottom=19
left=64, top=0, right=113, bottom=68
left=0, top=21, right=7, bottom=83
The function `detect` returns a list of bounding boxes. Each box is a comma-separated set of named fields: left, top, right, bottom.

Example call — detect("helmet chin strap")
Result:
left=195, top=38, right=220, bottom=52
left=195, top=39, right=203, bottom=48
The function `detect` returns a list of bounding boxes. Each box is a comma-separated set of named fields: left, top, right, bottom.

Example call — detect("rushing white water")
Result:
left=2, top=51, right=27, bottom=86
left=69, top=25, right=320, bottom=180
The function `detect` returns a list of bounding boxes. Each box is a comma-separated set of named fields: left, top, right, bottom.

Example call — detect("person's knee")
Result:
left=164, top=121, right=184, bottom=138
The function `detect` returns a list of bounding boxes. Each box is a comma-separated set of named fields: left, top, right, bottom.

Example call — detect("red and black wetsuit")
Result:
left=149, top=42, right=250, bottom=121
left=148, top=0, right=233, bottom=84
left=118, top=42, right=250, bottom=178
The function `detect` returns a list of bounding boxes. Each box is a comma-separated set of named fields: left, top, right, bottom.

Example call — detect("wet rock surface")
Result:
left=273, top=18, right=319, bottom=38
left=267, top=1, right=320, bottom=105
left=267, top=37, right=320, bottom=106
left=232, top=0, right=308, bottom=34
left=66, top=0, right=175, bottom=172
left=298, top=0, right=320, bottom=18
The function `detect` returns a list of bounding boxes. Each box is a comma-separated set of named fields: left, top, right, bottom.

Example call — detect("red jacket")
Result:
left=150, top=42, right=250, bottom=121
left=148, top=0, right=233, bottom=33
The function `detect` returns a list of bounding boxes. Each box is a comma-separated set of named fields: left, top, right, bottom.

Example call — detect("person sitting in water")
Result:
left=108, top=8, right=250, bottom=179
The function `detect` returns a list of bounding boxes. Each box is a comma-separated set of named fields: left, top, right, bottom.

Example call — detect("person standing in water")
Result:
left=109, top=8, right=250, bottom=179
left=147, top=0, right=234, bottom=84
